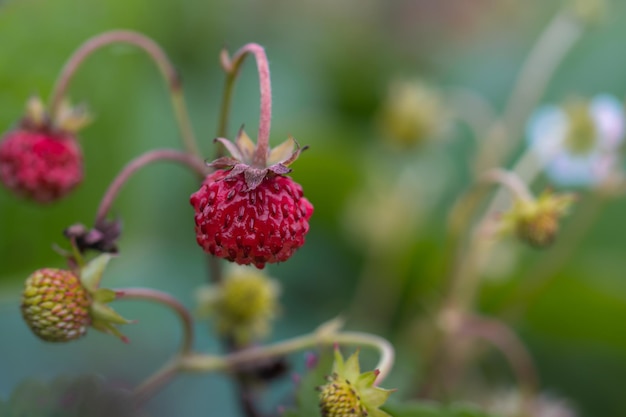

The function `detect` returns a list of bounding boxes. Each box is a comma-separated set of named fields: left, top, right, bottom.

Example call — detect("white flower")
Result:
left=527, top=94, right=625, bottom=187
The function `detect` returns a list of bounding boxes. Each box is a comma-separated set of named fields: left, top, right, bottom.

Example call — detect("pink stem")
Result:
left=226, top=43, right=272, bottom=167
left=48, top=30, right=201, bottom=157
left=114, top=287, right=194, bottom=354
left=115, top=287, right=194, bottom=404
left=50, top=30, right=179, bottom=116
left=458, top=314, right=539, bottom=402
left=95, top=149, right=207, bottom=224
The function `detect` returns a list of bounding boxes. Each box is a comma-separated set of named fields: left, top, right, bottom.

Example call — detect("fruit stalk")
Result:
left=95, top=149, right=208, bottom=225
left=180, top=329, right=395, bottom=385
left=219, top=43, right=272, bottom=167
left=48, top=30, right=202, bottom=157
left=476, top=11, right=583, bottom=172
left=115, top=287, right=195, bottom=404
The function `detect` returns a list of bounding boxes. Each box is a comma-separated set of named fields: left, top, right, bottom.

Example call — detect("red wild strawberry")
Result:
left=190, top=128, right=313, bottom=269
left=0, top=97, right=90, bottom=203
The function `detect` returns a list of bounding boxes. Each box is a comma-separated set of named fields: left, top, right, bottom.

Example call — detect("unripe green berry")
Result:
left=317, top=349, right=394, bottom=417
left=21, top=268, right=92, bottom=342
left=501, top=191, right=575, bottom=249
left=319, top=373, right=368, bottom=417
left=515, top=209, right=559, bottom=248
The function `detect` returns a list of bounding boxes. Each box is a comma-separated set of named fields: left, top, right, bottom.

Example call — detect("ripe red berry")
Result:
left=191, top=169, right=313, bottom=269
left=191, top=128, right=313, bottom=268
left=0, top=97, right=89, bottom=204
left=0, top=129, right=83, bottom=203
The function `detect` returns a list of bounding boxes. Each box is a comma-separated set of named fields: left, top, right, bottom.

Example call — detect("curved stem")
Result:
left=95, top=149, right=208, bottom=224
left=115, top=287, right=194, bottom=355
left=133, top=358, right=181, bottom=405
left=221, top=43, right=272, bottom=167
left=49, top=30, right=202, bottom=157
left=455, top=314, right=539, bottom=401
left=181, top=330, right=395, bottom=385
left=114, top=287, right=195, bottom=405
left=502, top=12, right=582, bottom=138
left=446, top=87, right=497, bottom=142
left=476, top=12, right=583, bottom=172
left=480, top=168, right=534, bottom=203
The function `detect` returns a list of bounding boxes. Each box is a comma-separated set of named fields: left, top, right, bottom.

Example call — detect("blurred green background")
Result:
left=2, top=0, right=626, bottom=416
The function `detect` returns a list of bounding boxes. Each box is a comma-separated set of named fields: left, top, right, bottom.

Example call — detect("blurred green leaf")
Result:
left=282, top=348, right=334, bottom=417
left=382, top=401, right=497, bottom=417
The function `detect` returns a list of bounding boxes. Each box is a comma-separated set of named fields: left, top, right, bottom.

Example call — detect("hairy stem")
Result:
left=49, top=30, right=201, bottom=157
left=181, top=329, right=395, bottom=384
left=95, top=149, right=207, bottom=225
left=221, top=43, right=272, bottom=167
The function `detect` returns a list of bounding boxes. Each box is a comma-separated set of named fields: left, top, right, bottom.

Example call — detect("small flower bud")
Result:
left=378, top=79, right=449, bottom=149
left=318, top=348, right=394, bottom=417
left=502, top=191, right=575, bottom=248
left=21, top=268, right=91, bottom=342
left=196, top=265, right=280, bottom=344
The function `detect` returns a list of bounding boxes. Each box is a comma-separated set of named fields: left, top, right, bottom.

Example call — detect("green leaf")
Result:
left=286, top=348, right=335, bottom=417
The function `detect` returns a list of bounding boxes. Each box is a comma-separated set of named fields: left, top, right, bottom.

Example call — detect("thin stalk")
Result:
left=181, top=330, right=395, bottom=384
left=49, top=30, right=202, bottom=157
left=476, top=12, right=583, bottom=172
left=220, top=44, right=272, bottom=167
left=95, top=149, right=208, bottom=224
left=446, top=87, right=497, bottom=142
left=455, top=314, right=539, bottom=410
left=114, top=288, right=195, bottom=404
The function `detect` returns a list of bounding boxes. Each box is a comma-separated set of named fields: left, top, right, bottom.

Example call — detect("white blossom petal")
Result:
left=527, top=105, right=567, bottom=162
left=590, top=94, right=625, bottom=150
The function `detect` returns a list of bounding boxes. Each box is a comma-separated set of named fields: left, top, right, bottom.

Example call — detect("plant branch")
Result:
left=181, top=328, right=395, bottom=385
left=49, top=30, right=202, bottom=157
left=95, top=149, right=208, bottom=224
left=115, top=287, right=194, bottom=355
left=114, top=287, right=195, bottom=405
left=476, top=12, right=583, bottom=172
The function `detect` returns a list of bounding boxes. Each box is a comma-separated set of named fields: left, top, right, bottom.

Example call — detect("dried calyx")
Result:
left=209, top=126, right=308, bottom=190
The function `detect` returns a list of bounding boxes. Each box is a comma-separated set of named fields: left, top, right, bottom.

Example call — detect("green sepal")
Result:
left=93, top=288, right=117, bottom=303
left=80, top=254, right=113, bottom=293
left=91, top=318, right=129, bottom=343
left=90, top=301, right=132, bottom=325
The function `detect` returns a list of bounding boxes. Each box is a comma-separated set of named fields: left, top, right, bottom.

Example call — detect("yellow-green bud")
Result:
left=378, top=79, right=448, bottom=149
left=197, top=265, right=280, bottom=344
left=318, top=349, right=394, bottom=417
left=501, top=191, right=575, bottom=248
left=21, top=268, right=92, bottom=342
